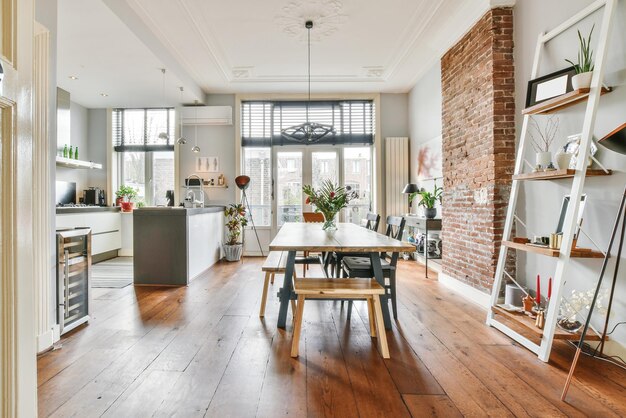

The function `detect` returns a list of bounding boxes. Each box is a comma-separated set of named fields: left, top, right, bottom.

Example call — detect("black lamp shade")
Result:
left=598, top=123, right=626, bottom=155
left=402, top=183, right=419, bottom=194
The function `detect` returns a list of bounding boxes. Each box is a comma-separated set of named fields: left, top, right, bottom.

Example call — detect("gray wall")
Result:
left=380, top=93, right=410, bottom=139
left=88, top=109, right=108, bottom=190
left=179, top=94, right=236, bottom=206
left=514, top=0, right=626, bottom=352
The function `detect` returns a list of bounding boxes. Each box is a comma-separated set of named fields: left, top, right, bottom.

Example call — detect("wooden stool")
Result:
left=291, top=278, right=389, bottom=359
left=260, top=251, right=296, bottom=318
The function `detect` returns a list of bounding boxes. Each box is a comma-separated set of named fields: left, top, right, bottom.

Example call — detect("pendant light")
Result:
left=281, top=20, right=335, bottom=144
left=176, top=86, right=188, bottom=145
left=191, top=101, right=201, bottom=153
left=157, top=68, right=169, bottom=141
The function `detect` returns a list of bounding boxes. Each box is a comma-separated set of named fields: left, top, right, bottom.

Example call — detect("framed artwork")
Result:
left=563, top=133, right=597, bottom=169
left=525, top=67, right=576, bottom=108
left=196, top=156, right=220, bottom=173
left=416, top=135, right=442, bottom=181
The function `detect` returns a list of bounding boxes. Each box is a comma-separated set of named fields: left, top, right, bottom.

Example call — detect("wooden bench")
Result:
left=260, top=251, right=290, bottom=317
left=291, top=278, right=390, bottom=359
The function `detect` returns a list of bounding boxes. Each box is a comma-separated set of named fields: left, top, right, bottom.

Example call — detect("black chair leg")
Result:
left=347, top=300, right=353, bottom=320
left=390, top=271, right=398, bottom=319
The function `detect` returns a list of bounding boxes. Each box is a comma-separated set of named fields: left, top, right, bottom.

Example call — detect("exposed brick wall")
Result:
left=441, top=8, right=516, bottom=292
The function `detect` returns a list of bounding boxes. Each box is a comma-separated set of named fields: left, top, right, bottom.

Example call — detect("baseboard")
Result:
left=37, top=330, right=54, bottom=353
left=437, top=272, right=490, bottom=310
left=118, top=249, right=133, bottom=257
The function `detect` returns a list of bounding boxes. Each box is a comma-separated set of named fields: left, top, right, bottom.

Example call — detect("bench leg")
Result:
left=372, top=295, right=390, bottom=359
left=291, top=295, right=306, bottom=358
left=367, top=298, right=376, bottom=337
left=290, top=298, right=297, bottom=321
left=259, top=272, right=271, bottom=317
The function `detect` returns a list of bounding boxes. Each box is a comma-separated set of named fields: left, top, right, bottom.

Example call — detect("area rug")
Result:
left=91, top=257, right=133, bottom=288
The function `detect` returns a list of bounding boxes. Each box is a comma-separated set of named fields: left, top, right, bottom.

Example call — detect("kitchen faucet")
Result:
left=184, top=174, right=205, bottom=208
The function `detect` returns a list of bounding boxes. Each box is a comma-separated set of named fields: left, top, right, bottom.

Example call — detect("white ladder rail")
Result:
left=487, top=0, right=616, bottom=363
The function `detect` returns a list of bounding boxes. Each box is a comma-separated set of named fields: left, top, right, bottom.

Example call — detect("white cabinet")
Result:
left=56, top=212, right=122, bottom=256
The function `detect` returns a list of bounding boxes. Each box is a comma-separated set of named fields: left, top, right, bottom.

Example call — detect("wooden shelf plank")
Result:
left=522, top=87, right=612, bottom=115
left=503, top=240, right=604, bottom=258
left=513, top=168, right=612, bottom=181
left=491, top=306, right=604, bottom=341
left=56, top=156, right=103, bottom=169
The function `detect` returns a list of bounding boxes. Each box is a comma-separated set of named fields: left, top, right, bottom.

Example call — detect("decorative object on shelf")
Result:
left=217, top=174, right=225, bottom=186
left=62, top=144, right=68, bottom=158
left=235, top=175, right=264, bottom=257
left=280, top=21, right=336, bottom=144
left=557, top=288, right=608, bottom=334
left=115, top=185, right=138, bottom=212
left=565, top=25, right=595, bottom=90
left=412, top=184, right=442, bottom=219
left=522, top=294, right=535, bottom=313
left=74, top=146, right=79, bottom=160
left=302, top=180, right=355, bottom=232
left=223, top=204, right=248, bottom=262
left=525, top=67, right=576, bottom=108
left=402, top=183, right=419, bottom=215
left=68, top=145, right=74, bottom=160
left=554, top=149, right=573, bottom=170
left=562, top=120, right=626, bottom=400
left=555, top=194, right=586, bottom=242
left=528, top=115, right=558, bottom=170
left=535, top=309, right=545, bottom=329
left=563, top=133, right=597, bottom=168
left=176, top=87, right=187, bottom=145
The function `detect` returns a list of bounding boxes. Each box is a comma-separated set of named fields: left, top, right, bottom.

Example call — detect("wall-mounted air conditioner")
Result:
left=181, top=106, right=232, bottom=126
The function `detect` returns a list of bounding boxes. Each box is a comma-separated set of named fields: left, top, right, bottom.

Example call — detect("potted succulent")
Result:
left=410, top=185, right=442, bottom=219
left=303, top=180, right=355, bottom=233
left=566, top=25, right=594, bottom=90
left=115, top=185, right=138, bottom=212
left=223, top=203, right=248, bottom=261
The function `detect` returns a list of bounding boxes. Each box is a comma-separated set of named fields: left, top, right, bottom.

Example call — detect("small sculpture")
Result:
left=523, top=294, right=535, bottom=313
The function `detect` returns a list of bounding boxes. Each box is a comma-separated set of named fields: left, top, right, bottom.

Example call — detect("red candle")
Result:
left=536, top=274, right=541, bottom=304
left=548, top=277, right=552, bottom=300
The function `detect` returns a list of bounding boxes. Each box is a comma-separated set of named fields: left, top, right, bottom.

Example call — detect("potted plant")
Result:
left=566, top=25, right=594, bottom=90
left=223, top=203, right=248, bottom=261
left=410, top=185, right=442, bottom=219
left=302, top=180, right=355, bottom=233
left=115, top=185, right=138, bottom=212
left=529, top=115, right=559, bottom=170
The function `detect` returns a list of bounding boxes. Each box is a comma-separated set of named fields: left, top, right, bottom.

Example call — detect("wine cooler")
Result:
left=56, top=228, right=92, bottom=334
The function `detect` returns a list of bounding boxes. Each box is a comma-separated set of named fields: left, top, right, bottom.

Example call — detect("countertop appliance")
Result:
left=83, top=187, right=105, bottom=206
left=56, top=227, right=92, bottom=334
left=56, top=181, right=77, bottom=206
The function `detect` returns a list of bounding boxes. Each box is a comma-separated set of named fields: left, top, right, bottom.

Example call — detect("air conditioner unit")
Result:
left=181, top=106, right=232, bottom=126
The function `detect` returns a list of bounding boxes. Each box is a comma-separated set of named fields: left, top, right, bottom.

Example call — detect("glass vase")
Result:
left=322, top=212, right=338, bottom=233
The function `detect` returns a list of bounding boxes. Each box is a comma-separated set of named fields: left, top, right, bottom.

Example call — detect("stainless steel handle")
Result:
left=64, top=249, right=70, bottom=318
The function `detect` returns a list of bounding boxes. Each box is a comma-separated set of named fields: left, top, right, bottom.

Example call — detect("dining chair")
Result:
left=329, top=212, right=381, bottom=277
left=297, top=212, right=325, bottom=277
left=341, top=215, right=406, bottom=320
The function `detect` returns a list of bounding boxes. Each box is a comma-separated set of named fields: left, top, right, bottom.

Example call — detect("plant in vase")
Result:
left=565, top=25, right=595, bottom=90
left=529, top=115, right=559, bottom=171
left=558, top=287, right=608, bottom=333
left=223, top=204, right=248, bottom=261
left=302, top=180, right=355, bottom=232
left=115, top=185, right=138, bottom=212
left=410, top=185, right=442, bottom=219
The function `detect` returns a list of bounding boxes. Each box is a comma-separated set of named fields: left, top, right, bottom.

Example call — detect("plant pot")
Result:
left=115, top=197, right=123, bottom=207
left=120, top=201, right=134, bottom=212
left=571, top=72, right=593, bottom=90
left=424, top=207, right=437, bottom=219
left=535, top=151, right=552, bottom=169
left=223, top=244, right=243, bottom=262
left=555, top=151, right=573, bottom=170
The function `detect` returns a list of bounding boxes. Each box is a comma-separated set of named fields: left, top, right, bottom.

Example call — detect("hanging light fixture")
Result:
left=158, top=68, right=170, bottom=141
left=191, top=101, right=201, bottom=153
left=176, top=86, right=188, bottom=145
left=281, top=20, right=335, bottom=144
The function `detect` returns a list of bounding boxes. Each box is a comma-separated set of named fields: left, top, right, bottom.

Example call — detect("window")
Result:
left=286, top=159, right=296, bottom=172
left=113, top=108, right=176, bottom=206
left=352, top=160, right=361, bottom=173
left=242, top=148, right=271, bottom=226
left=344, top=147, right=372, bottom=225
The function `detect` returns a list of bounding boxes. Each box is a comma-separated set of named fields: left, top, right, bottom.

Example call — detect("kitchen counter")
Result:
left=56, top=206, right=121, bottom=214
left=133, top=205, right=226, bottom=285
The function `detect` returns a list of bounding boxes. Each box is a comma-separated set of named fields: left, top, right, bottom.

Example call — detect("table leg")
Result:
left=277, top=250, right=296, bottom=329
left=425, top=223, right=429, bottom=278
left=370, top=252, right=392, bottom=330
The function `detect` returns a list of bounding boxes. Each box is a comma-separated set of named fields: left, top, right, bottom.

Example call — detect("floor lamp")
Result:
left=235, top=175, right=264, bottom=257
left=562, top=123, right=626, bottom=401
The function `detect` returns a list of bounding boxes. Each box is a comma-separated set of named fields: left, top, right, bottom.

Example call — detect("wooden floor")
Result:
left=38, top=258, right=626, bottom=417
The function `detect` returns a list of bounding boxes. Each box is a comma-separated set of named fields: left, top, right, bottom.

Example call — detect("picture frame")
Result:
left=563, top=133, right=597, bottom=169
left=525, top=67, right=576, bottom=108
left=196, top=156, right=220, bottom=173
left=555, top=194, right=587, bottom=240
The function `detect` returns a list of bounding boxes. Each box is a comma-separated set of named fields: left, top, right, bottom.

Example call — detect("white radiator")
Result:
left=385, top=137, right=410, bottom=220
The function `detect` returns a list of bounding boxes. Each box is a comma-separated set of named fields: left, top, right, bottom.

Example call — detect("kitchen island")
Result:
left=133, top=206, right=225, bottom=286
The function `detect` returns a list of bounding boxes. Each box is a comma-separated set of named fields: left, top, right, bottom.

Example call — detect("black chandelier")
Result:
left=281, top=20, right=335, bottom=144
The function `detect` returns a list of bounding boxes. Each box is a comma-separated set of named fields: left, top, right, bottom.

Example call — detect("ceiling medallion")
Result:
left=276, top=0, right=347, bottom=42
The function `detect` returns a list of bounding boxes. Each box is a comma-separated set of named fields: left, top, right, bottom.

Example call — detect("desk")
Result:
left=270, top=222, right=415, bottom=329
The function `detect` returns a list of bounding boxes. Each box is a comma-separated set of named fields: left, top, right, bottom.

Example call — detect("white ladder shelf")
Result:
left=486, top=0, right=617, bottom=362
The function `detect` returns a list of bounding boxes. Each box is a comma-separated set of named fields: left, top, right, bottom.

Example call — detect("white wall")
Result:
left=514, top=0, right=626, bottom=352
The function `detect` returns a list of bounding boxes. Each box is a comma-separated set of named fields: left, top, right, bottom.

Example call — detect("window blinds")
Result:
left=241, top=100, right=374, bottom=147
left=113, top=108, right=175, bottom=152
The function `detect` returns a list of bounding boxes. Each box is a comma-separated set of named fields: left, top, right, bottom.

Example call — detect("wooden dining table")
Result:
left=269, top=222, right=416, bottom=330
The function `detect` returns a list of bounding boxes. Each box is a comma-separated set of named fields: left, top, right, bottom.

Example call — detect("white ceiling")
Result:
left=58, top=0, right=511, bottom=108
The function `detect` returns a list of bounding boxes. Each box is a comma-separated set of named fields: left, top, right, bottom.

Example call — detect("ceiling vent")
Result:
left=181, top=106, right=233, bottom=126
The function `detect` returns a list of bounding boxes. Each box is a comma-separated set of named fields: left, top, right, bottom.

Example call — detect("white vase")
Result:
left=535, top=151, right=551, bottom=168
left=571, top=72, right=592, bottom=90
left=555, top=151, right=573, bottom=170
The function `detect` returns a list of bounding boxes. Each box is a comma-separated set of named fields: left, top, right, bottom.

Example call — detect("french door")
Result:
left=271, top=146, right=372, bottom=238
